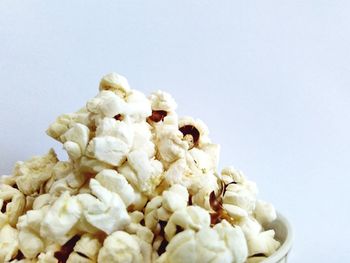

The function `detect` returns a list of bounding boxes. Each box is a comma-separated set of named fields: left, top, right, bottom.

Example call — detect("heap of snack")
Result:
left=0, top=73, right=280, bottom=263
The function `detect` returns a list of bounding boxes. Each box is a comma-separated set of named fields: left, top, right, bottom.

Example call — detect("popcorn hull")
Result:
left=263, top=213, right=293, bottom=263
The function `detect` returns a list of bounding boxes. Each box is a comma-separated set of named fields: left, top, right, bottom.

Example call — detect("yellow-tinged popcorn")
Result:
left=0, top=184, right=25, bottom=227
left=14, top=150, right=58, bottom=195
left=0, top=224, right=19, bottom=262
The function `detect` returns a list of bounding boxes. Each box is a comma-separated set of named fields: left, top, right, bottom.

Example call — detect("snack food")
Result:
left=0, top=73, right=280, bottom=263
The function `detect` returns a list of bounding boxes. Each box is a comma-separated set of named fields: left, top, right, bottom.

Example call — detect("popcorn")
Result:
left=46, top=109, right=90, bottom=141
left=13, top=149, right=58, bottom=195
left=86, top=136, right=129, bottom=166
left=159, top=221, right=247, bottom=263
left=99, top=72, right=131, bottom=97
left=60, top=123, right=90, bottom=160
left=0, top=184, right=25, bottom=227
left=95, top=169, right=135, bottom=207
left=246, top=230, right=280, bottom=257
left=40, top=192, right=82, bottom=244
left=0, top=73, right=282, bottom=262
left=164, top=206, right=210, bottom=241
left=77, top=179, right=130, bottom=234
left=67, top=234, right=101, bottom=263
left=0, top=224, right=19, bottom=262
left=254, top=200, right=277, bottom=226
left=95, top=117, right=134, bottom=147
left=125, top=150, right=163, bottom=195
left=87, top=90, right=128, bottom=118
left=17, top=209, right=46, bottom=258
left=98, top=231, right=143, bottom=263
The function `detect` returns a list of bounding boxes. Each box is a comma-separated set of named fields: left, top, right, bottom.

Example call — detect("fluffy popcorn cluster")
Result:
left=0, top=73, right=280, bottom=263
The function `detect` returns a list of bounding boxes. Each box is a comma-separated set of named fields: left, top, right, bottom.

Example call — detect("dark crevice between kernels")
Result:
left=148, top=110, right=168, bottom=122
left=54, top=235, right=80, bottom=263
left=14, top=250, right=24, bottom=260
left=158, top=239, right=168, bottom=256
left=156, top=220, right=168, bottom=256
left=251, top=253, right=266, bottom=257
left=77, top=252, right=89, bottom=259
left=1, top=200, right=9, bottom=213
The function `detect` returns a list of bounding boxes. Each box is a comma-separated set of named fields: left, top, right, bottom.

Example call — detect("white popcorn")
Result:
left=98, top=231, right=143, bottom=263
left=188, top=146, right=219, bottom=173
left=0, top=224, right=19, bottom=262
left=99, top=73, right=131, bottom=97
left=131, top=122, right=155, bottom=158
left=87, top=90, right=128, bottom=118
left=221, top=167, right=246, bottom=185
left=159, top=224, right=246, bottom=263
left=126, top=150, right=163, bottom=195
left=247, top=230, right=280, bottom=257
left=162, top=184, right=189, bottom=213
left=40, top=192, right=82, bottom=244
left=77, top=179, right=130, bottom=234
left=17, top=209, right=46, bottom=259
left=86, top=136, right=129, bottom=166
left=163, top=158, right=193, bottom=187
left=149, top=90, right=177, bottom=113
left=125, top=90, right=152, bottom=122
left=95, top=169, right=135, bottom=207
left=155, top=124, right=187, bottom=165
left=63, top=141, right=82, bottom=160
left=164, top=206, right=210, bottom=241
left=223, top=183, right=257, bottom=214
left=254, top=200, right=277, bottom=226
left=14, top=149, right=58, bottom=195
left=213, top=220, right=248, bottom=263
left=239, top=217, right=263, bottom=238
left=60, top=123, right=90, bottom=158
left=96, top=117, right=134, bottom=147
left=222, top=204, right=248, bottom=219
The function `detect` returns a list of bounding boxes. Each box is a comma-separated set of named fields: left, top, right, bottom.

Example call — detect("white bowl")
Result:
left=263, top=212, right=293, bottom=263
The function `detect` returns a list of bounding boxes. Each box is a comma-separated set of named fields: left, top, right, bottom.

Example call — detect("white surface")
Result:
left=0, top=1, right=349, bottom=262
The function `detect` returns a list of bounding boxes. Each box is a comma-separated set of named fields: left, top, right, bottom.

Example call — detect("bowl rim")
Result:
left=263, top=212, right=293, bottom=263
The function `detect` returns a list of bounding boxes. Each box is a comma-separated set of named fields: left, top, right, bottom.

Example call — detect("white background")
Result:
left=1, top=1, right=350, bottom=262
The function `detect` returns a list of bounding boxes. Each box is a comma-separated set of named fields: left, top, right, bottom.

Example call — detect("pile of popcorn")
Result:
left=0, top=73, right=280, bottom=263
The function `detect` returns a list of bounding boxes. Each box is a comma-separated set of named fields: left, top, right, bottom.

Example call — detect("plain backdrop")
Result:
left=1, top=1, right=350, bottom=262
